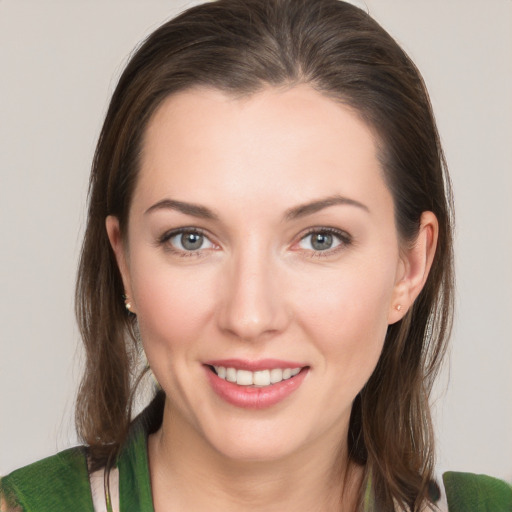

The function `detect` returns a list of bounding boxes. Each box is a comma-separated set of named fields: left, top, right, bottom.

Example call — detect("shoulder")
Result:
left=1, top=447, right=95, bottom=511
left=443, top=471, right=512, bottom=512
left=0, top=392, right=163, bottom=512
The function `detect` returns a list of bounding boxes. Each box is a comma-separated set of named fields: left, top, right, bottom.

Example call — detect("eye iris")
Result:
left=181, top=232, right=203, bottom=250
left=311, top=232, right=333, bottom=251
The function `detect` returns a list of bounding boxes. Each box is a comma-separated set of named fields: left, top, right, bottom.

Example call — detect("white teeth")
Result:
left=213, top=366, right=302, bottom=387
left=226, top=367, right=237, bottom=383
left=270, top=368, right=283, bottom=384
left=253, top=370, right=270, bottom=386
left=236, top=369, right=253, bottom=386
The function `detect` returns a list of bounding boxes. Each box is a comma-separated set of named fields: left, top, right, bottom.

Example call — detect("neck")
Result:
left=148, top=402, right=363, bottom=512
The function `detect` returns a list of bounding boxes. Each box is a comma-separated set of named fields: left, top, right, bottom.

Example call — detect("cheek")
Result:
left=294, top=257, right=395, bottom=332
left=291, top=257, right=396, bottom=378
left=130, top=258, right=217, bottom=357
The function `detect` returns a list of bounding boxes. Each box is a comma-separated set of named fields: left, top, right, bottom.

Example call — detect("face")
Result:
left=108, top=85, right=415, bottom=463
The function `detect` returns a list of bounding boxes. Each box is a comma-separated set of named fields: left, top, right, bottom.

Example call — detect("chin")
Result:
left=210, top=434, right=301, bottom=463
left=196, top=412, right=323, bottom=464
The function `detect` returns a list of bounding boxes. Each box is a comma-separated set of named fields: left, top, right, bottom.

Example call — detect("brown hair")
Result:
left=75, top=0, right=454, bottom=509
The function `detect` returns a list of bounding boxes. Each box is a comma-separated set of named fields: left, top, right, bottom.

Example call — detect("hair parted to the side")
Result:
left=75, top=0, right=454, bottom=509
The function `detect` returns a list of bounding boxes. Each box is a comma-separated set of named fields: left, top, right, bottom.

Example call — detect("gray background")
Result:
left=1, top=1, right=511, bottom=480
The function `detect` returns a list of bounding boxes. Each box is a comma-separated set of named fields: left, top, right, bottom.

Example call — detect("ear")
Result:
left=105, top=215, right=136, bottom=314
left=388, top=211, right=438, bottom=324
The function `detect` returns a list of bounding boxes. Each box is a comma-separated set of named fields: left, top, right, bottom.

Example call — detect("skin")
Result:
left=107, top=85, right=437, bottom=511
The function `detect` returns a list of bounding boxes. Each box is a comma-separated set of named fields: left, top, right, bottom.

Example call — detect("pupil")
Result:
left=181, top=232, right=203, bottom=250
left=312, top=232, right=332, bottom=251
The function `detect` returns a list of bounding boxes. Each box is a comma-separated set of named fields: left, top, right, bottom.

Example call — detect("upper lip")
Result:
left=203, top=358, right=307, bottom=371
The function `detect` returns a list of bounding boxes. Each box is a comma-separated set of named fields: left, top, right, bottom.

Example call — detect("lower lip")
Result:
left=204, top=366, right=308, bottom=409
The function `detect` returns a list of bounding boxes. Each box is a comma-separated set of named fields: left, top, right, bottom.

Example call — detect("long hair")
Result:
left=75, top=1, right=454, bottom=509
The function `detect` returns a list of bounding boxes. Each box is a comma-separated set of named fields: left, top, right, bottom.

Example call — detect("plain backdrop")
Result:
left=1, top=0, right=511, bottom=481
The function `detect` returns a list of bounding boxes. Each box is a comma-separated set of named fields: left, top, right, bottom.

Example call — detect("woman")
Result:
left=1, top=0, right=510, bottom=510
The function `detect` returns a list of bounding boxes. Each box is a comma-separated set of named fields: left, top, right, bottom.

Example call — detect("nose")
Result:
left=216, top=245, right=290, bottom=342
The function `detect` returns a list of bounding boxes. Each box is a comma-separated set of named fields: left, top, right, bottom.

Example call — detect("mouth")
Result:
left=203, top=359, right=309, bottom=409
left=207, top=365, right=304, bottom=387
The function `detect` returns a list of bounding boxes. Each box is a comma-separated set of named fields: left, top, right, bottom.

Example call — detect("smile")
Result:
left=211, top=366, right=302, bottom=387
left=204, top=359, right=309, bottom=409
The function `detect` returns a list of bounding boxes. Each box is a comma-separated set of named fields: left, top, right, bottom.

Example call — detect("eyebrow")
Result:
left=144, top=199, right=218, bottom=220
left=144, top=194, right=369, bottom=221
left=284, top=195, right=369, bottom=220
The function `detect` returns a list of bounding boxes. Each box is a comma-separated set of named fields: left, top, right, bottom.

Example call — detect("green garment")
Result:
left=443, top=472, right=512, bottom=512
left=0, top=407, right=155, bottom=512
left=2, top=396, right=511, bottom=511
left=0, top=393, right=159, bottom=512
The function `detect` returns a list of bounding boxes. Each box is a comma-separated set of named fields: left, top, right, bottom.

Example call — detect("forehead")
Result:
left=135, top=85, right=390, bottom=218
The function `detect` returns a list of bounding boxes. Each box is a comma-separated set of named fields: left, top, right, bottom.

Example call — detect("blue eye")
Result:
left=298, top=229, right=349, bottom=252
left=165, top=230, right=214, bottom=252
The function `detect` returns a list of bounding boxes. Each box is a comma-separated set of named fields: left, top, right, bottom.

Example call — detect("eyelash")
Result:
left=296, top=227, right=353, bottom=258
left=157, top=227, right=352, bottom=258
left=157, top=228, right=216, bottom=258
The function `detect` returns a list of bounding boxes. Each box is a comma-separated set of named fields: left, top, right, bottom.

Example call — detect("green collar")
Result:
left=115, top=391, right=165, bottom=512
left=117, top=418, right=155, bottom=511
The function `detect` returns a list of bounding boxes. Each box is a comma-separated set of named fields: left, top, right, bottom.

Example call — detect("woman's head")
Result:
left=76, top=0, right=453, bottom=509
